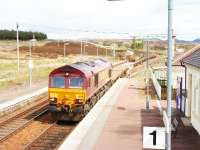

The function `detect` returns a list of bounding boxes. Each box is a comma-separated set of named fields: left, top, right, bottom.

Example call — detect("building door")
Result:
left=176, top=77, right=186, bottom=114
left=188, top=74, right=192, bottom=117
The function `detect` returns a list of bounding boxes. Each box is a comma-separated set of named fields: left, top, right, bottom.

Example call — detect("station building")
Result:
left=174, top=45, right=200, bottom=134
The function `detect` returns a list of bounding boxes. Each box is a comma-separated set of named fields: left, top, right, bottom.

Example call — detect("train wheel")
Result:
left=89, top=98, right=96, bottom=108
left=50, top=112, right=58, bottom=122
left=104, top=85, right=108, bottom=91
left=96, top=94, right=100, bottom=101
left=83, top=103, right=90, bottom=116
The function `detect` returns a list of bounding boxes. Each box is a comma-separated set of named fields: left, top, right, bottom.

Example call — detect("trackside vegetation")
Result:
left=0, top=30, right=47, bottom=40
left=131, top=39, right=144, bottom=50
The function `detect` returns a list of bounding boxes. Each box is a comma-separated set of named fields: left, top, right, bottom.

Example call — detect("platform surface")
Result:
left=0, top=87, right=47, bottom=111
left=59, top=78, right=163, bottom=150
left=92, top=78, right=163, bottom=150
left=59, top=77, right=200, bottom=150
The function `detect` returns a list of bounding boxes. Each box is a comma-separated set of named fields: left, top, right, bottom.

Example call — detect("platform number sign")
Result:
left=143, top=127, right=165, bottom=149
left=149, top=130, right=157, bottom=145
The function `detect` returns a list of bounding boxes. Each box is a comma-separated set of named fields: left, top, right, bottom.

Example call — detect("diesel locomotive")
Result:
left=48, top=58, right=114, bottom=121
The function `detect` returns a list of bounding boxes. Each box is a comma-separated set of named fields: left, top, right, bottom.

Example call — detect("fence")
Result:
left=149, top=67, right=161, bottom=100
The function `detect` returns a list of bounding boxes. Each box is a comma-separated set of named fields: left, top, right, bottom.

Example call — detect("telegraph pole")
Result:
left=16, top=23, right=20, bottom=72
left=146, top=36, right=150, bottom=110
left=166, top=0, right=173, bottom=149
left=63, top=43, right=69, bottom=60
left=83, top=40, right=86, bottom=55
left=97, top=46, right=99, bottom=56
left=29, top=41, right=32, bottom=87
left=112, top=45, right=116, bottom=60
left=64, top=44, right=66, bottom=59
left=83, top=41, right=85, bottom=55
left=81, top=40, right=83, bottom=57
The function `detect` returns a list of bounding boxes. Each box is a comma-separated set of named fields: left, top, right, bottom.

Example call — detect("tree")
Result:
left=131, top=39, right=144, bottom=50
left=0, top=29, right=48, bottom=40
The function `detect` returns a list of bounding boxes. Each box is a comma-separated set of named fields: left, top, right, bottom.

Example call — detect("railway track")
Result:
left=24, top=122, right=75, bottom=150
left=0, top=58, right=156, bottom=149
left=0, top=97, right=48, bottom=143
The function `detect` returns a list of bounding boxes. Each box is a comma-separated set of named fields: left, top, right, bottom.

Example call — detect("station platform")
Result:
left=59, top=78, right=163, bottom=150
left=59, top=77, right=200, bottom=150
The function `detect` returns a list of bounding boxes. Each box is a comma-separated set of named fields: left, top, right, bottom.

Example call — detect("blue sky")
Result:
left=0, top=0, right=200, bottom=40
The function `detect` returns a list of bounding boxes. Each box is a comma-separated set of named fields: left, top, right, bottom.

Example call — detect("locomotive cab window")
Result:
left=69, top=77, right=84, bottom=88
left=51, top=76, right=66, bottom=88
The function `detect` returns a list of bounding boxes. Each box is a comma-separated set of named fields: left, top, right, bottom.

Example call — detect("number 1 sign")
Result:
left=143, top=127, right=165, bottom=149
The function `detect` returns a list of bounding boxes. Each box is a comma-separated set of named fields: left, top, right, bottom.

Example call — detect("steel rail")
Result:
left=0, top=99, right=48, bottom=142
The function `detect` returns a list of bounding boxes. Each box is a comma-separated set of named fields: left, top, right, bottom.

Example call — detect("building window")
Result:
left=109, top=69, right=111, bottom=78
left=198, top=79, right=200, bottom=115
left=95, top=74, right=98, bottom=87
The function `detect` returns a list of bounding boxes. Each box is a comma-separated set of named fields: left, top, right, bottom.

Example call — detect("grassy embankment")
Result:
left=0, top=40, right=121, bottom=91
left=0, top=53, right=117, bottom=91
left=0, top=55, right=72, bottom=90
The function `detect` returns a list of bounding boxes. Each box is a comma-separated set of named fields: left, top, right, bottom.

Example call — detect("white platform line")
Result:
left=156, top=100, right=163, bottom=115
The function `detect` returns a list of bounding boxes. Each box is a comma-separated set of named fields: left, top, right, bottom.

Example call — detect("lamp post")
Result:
left=57, top=40, right=60, bottom=47
left=145, top=36, right=150, bottom=110
left=166, top=0, right=173, bottom=149
left=64, top=43, right=69, bottom=59
left=29, top=38, right=36, bottom=87
left=80, top=40, right=83, bottom=57
left=112, top=45, right=116, bottom=60
left=97, top=46, right=99, bottom=56
left=28, top=41, right=33, bottom=87
left=104, top=46, right=111, bottom=58
left=16, top=23, right=20, bottom=72
left=108, top=1, right=173, bottom=149
left=83, top=41, right=88, bottom=56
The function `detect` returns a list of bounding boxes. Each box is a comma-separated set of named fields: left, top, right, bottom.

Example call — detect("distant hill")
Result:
left=193, top=38, right=200, bottom=43
left=176, top=38, right=200, bottom=44
left=176, top=39, right=190, bottom=44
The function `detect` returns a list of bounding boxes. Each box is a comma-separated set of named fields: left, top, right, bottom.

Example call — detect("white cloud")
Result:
left=0, top=0, right=199, bottom=39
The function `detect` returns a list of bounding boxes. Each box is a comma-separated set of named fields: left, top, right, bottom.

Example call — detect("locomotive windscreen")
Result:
left=69, top=77, right=84, bottom=88
left=51, top=76, right=66, bottom=88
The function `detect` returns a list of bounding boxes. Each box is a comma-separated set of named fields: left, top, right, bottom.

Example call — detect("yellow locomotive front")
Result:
left=48, top=74, right=87, bottom=115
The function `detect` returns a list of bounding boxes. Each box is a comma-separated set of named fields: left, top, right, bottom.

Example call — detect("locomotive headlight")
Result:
left=49, top=97, right=57, bottom=102
left=75, top=94, right=83, bottom=100
left=50, top=93, right=57, bottom=98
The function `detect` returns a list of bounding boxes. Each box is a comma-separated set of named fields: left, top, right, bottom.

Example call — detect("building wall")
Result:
left=154, top=66, right=185, bottom=88
left=185, top=64, right=200, bottom=134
